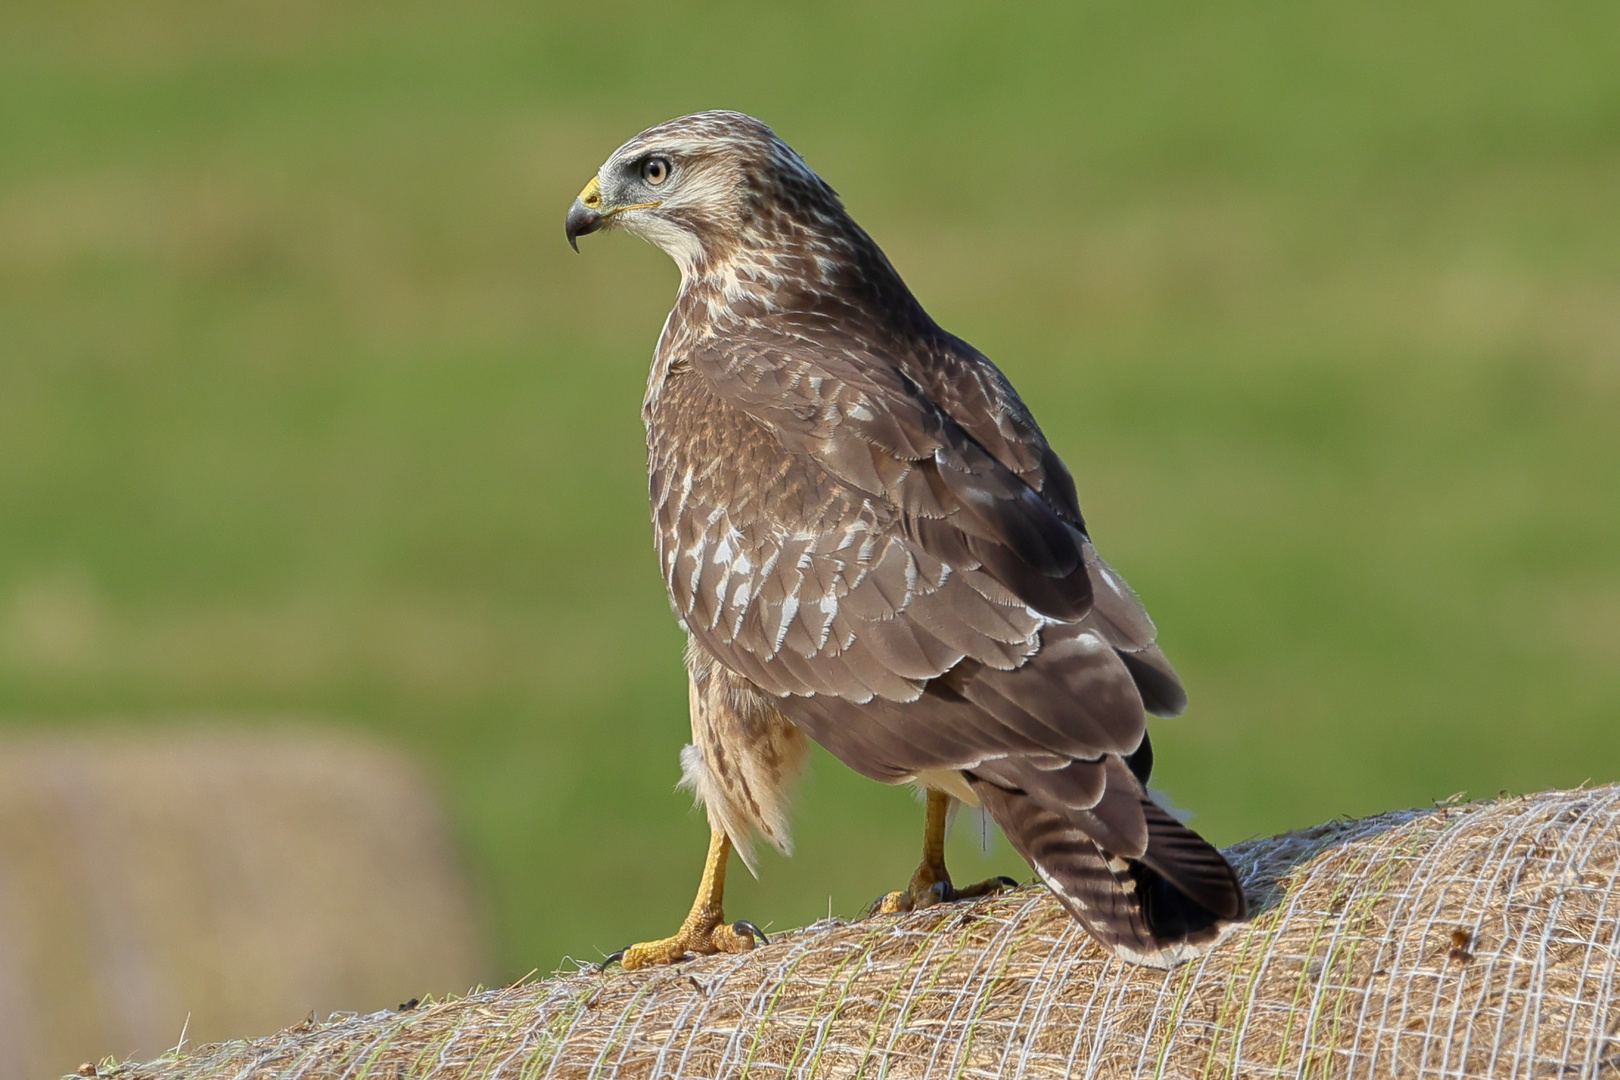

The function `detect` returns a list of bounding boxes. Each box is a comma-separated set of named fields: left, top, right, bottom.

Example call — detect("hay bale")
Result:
left=0, top=728, right=485, bottom=1080
left=101, top=783, right=1620, bottom=1080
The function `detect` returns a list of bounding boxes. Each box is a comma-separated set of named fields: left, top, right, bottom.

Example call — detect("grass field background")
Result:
left=2, top=0, right=1618, bottom=983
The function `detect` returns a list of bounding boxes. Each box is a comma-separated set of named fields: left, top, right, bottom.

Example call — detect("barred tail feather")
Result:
left=972, top=779, right=1246, bottom=968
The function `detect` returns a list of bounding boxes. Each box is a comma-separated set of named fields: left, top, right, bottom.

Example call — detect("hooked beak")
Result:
left=565, top=177, right=603, bottom=252
left=565, top=175, right=662, bottom=252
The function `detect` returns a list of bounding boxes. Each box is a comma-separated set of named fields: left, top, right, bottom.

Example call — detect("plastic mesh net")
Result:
left=112, top=784, right=1620, bottom=1080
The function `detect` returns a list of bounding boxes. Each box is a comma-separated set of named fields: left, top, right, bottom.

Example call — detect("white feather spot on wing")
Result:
left=684, top=535, right=708, bottom=604
left=772, top=595, right=800, bottom=653
left=814, top=592, right=839, bottom=650
left=712, top=531, right=734, bottom=565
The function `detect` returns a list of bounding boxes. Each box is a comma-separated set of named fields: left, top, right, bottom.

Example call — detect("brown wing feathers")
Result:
left=652, top=335, right=1245, bottom=959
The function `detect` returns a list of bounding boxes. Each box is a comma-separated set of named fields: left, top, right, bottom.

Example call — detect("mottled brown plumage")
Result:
left=567, top=110, right=1245, bottom=968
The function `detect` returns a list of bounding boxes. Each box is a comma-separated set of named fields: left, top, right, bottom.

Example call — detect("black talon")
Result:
left=598, top=948, right=628, bottom=971
left=928, top=880, right=952, bottom=905
left=995, top=876, right=1020, bottom=889
left=733, top=919, right=770, bottom=946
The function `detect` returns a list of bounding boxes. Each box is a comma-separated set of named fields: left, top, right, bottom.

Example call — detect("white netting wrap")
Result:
left=110, top=784, right=1620, bottom=1080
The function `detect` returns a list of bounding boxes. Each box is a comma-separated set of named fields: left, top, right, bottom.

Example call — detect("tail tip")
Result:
left=1109, top=918, right=1245, bottom=969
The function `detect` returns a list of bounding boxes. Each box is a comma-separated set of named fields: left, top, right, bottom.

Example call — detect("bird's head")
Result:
left=565, top=110, right=847, bottom=279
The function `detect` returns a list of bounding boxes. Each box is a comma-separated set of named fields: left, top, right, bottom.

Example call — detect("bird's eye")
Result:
left=641, top=157, right=670, bottom=186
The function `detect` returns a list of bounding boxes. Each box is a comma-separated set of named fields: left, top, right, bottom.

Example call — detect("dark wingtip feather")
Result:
left=966, top=535, right=1093, bottom=621
left=1117, top=647, right=1188, bottom=718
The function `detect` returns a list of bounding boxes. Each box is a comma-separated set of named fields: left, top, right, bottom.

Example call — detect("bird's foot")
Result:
left=602, top=914, right=768, bottom=971
left=872, top=873, right=1019, bottom=915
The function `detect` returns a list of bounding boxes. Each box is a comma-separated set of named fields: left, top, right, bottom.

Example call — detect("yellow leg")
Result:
left=605, top=829, right=766, bottom=970
left=874, top=790, right=1018, bottom=914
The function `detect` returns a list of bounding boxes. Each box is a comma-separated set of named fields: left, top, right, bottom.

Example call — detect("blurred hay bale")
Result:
left=0, top=727, right=484, bottom=1080
left=108, top=783, right=1620, bottom=1080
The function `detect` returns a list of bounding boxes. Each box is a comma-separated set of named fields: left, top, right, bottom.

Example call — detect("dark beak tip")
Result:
left=565, top=198, right=602, bottom=252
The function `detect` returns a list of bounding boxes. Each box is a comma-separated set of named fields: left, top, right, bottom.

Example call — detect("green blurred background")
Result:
left=2, top=0, right=1617, bottom=984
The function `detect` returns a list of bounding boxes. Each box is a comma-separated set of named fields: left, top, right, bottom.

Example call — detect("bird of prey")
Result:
left=565, top=111, right=1246, bottom=970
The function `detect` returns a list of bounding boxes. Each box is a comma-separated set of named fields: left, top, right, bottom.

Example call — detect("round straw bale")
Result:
left=0, top=727, right=484, bottom=1080
left=100, top=782, right=1620, bottom=1080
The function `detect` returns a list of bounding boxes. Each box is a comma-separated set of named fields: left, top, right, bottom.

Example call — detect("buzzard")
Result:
left=565, top=111, right=1246, bottom=970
